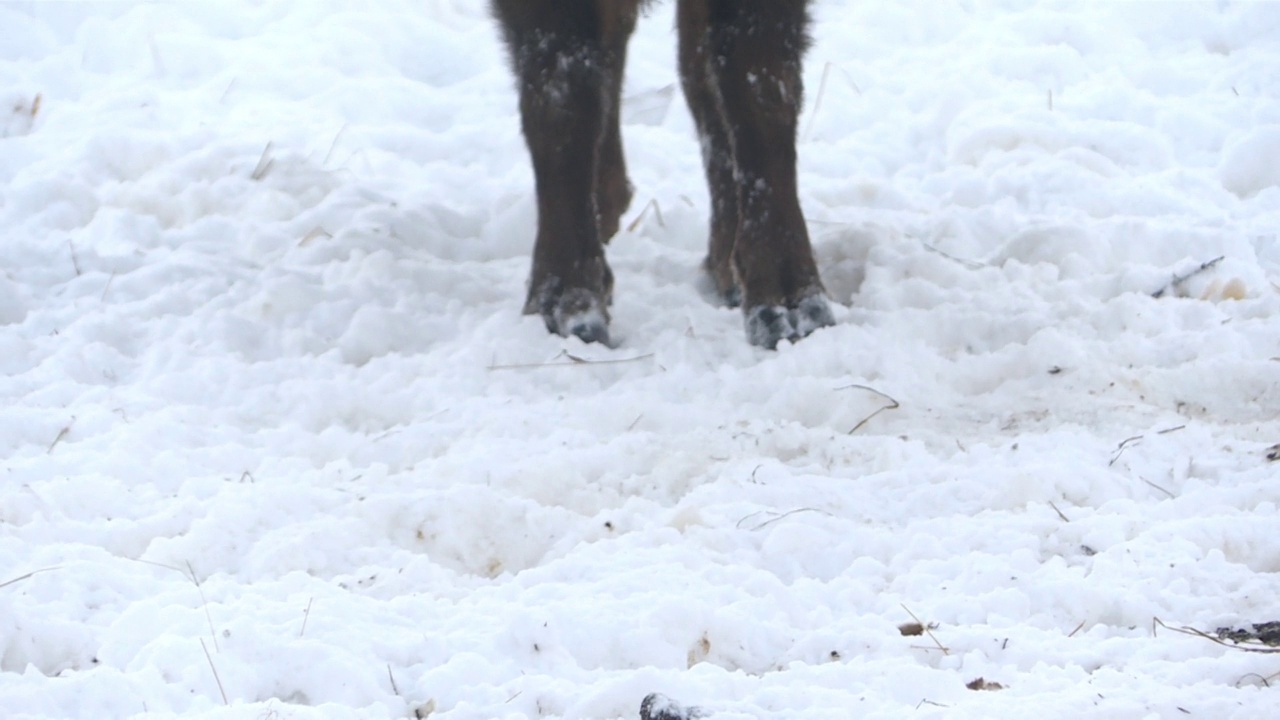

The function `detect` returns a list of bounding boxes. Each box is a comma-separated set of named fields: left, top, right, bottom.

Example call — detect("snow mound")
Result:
left=1218, top=126, right=1280, bottom=198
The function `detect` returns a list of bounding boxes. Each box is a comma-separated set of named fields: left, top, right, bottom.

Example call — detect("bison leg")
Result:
left=597, top=8, right=637, bottom=245
left=678, top=0, right=740, bottom=307
left=682, top=0, right=834, bottom=348
left=492, top=0, right=640, bottom=344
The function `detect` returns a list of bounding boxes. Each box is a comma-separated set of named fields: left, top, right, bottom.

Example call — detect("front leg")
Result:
left=493, top=0, right=619, bottom=344
left=704, top=0, right=834, bottom=348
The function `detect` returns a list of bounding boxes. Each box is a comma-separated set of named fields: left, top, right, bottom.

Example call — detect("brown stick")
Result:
left=901, top=604, right=949, bottom=655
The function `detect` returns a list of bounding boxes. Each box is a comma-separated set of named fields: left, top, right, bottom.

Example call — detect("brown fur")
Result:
left=492, top=0, right=832, bottom=348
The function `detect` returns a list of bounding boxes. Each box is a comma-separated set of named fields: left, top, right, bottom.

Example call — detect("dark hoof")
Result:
left=745, top=305, right=794, bottom=349
left=641, top=693, right=703, bottom=720
left=790, top=293, right=835, bottom=338
left=744, top=294, right=834, bottom=349
left=526, top=267, right=613, bottom=345
left=531, top=285, right=611, bottom=345
left=561, top=308, right=610, bottom=345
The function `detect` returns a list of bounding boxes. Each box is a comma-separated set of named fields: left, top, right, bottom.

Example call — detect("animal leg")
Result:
left=597, top=7, right=638, bottom=244
left=677, top=0, right=740, bottom=307
left=492, top=0, right=638, bottom=344
left=702, top=0, right=834, bottom=348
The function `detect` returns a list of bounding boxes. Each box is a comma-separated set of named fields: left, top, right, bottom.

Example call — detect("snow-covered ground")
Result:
left=2, top=1, right=1279, bottom=718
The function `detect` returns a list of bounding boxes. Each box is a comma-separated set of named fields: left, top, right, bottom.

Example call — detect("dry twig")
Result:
left=1139, top=476, right=1175, bottom=499
left=1152, top=256, right=1225, bottom=298
left=47, top=417, right=75, bottom=454
left=626, top=198, right=665, bottom=233
left=803, top=61, right=834, bottom=140
left=487, top=351, right=653, bottom=371
left=251, top=141, right=274, bottom=180
left=299, top=597, right=314, bottom=637
left=735, top=507, right=829, bottom=531
left=67, top=239, right=81, bottom=276
left=1109, top=434, right=1143, bottom=467
left=838, top=384, right=900, bottom=434
left=101, top=271, right=117, bottom=301
left=922, top=242, right=985, bottom=270
left=389, top=666, right=431, bottom=718
left=323, top=124, right=348, bottom=166
left=200, top=638, right=229, bottom=705
left=0, top=566, right=61, bottom=590
left=185, top=561, right=220, bottom=653
left=1235, top=670, right=1280, bottom=688
left=902, top=604, right=949, bottom=655
left=1153, top=617, right=1280, bottom=653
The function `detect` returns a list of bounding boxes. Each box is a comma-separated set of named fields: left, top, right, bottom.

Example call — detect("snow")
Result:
left=2, top=1, right=1278, bottom=718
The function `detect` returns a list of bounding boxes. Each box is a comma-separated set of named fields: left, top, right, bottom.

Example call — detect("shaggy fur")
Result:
left=492, top=0, right=833, bottom=348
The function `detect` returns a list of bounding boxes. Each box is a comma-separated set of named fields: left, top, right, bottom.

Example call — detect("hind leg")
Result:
left=678, top=0, right=740, bottom=307
left=684, top=0, right=834, bottom=348
left=597, top=8, right=637, bottom=244
left=492, top=0, right=639, bottom=344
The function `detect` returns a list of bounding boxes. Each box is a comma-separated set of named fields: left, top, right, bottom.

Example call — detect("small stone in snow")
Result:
left=641, top=693, right=704, bottom=720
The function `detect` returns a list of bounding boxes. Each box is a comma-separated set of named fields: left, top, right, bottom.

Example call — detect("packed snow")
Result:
left=2, top=1, right=1279, bottom=718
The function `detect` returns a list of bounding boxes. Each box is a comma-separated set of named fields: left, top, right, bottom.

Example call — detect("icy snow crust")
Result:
left=2, top=1, right=1279, bottom=718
